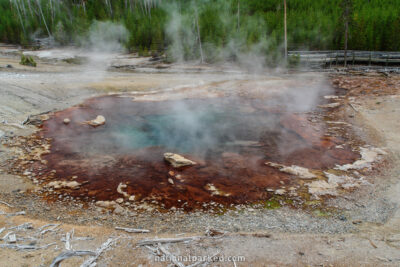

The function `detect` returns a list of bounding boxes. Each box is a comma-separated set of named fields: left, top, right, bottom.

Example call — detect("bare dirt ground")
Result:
left=0, top=47, right=399, bottom=266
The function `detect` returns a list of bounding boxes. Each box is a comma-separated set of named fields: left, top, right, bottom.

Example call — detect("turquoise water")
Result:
left=107, top=104, right=275, bottom=155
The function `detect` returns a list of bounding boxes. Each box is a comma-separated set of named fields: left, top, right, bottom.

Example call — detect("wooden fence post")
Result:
left=369, top=52, right=372, bottom=66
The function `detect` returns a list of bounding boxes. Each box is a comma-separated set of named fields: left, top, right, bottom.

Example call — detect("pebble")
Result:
left=113, top=205, right=125, bottom=214
left=63, top=118, right=71, bottom=124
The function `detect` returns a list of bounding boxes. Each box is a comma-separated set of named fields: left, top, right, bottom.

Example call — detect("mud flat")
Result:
left=0, top=48, right=400, bottom=266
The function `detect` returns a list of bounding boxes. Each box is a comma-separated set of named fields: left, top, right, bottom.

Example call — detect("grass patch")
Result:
left=20, top=54, right=37, bottom=67
left=264, top=198, right=281, bottom=209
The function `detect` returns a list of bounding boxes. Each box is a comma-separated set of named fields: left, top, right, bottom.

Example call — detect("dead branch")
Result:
left=9, top=222, right=34, bottom=231
left=74, top=237, right=95, bottom=241
left=137, top=236, right=201, bottom=246
left=80, top=238, right=117, bottom=267
left=1, top=231, right=14, bottom=241
left=0, top=119, right=25, bottom=129
left=158, top=244, right=185, bottom=267
left=0, top=210, right=26, bottom=216
left=37, top=223, right=57, bottom=232
left=348, top=103, right=358, bottom=112
left=65, top=229, right=74, bottom=250
left=37, top=223, right=61, bottom=235
left=115, top=226, right=150, bottom=233
left=369, top=239, right=378, bottom=248
left=0, top=242, right=56, bottom=250
left=0, top=200, right=13, bottom=207
left=50, top=250, right=96, bottom=267
left=144, top=245, right=158, bottom=254
left=205, top=229, right=226, bottom=237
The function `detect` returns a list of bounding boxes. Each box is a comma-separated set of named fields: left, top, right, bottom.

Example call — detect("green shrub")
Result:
left=20, top=54, right=37, bottom=67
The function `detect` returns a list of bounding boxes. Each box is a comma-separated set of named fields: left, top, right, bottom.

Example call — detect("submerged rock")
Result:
left=117, top=183, right=130, bottom=198
left=307, top=180, right=338, bottom=198
left=335, top=147, right=386, bottom=171
left=266, top=162, right=317, bottom=179
left=205, top=183, right=231, bottom=197
left=87, top=115, right=106, bottom=127
left=164, top=153, right=196, bottom=168
left=47, top=180, right=81, bottom=189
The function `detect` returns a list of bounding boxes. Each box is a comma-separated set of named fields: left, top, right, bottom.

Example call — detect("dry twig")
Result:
left=80, top=238, right=117, bottom=267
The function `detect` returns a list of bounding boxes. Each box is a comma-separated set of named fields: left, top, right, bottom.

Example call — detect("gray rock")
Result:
left=164, top=153, right=196, bottom=168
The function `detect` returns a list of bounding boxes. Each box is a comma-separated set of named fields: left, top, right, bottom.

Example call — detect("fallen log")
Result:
left=137, top=236, right=201, bottom=246
left=115, top=227, right=150, bottom=233
left=0, top=242, right=56, bottom=251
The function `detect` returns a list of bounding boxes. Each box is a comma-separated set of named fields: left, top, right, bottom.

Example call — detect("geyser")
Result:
left=30, top=94, right=359, bottom=211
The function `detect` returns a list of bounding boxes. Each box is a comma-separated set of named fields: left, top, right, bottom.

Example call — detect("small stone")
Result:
left=95, top=200, right=116, bottom=209
left=63, top=118, right=71, bottom=125
left=275, top=189, right=286, bottom=195
left=129, top=195, right=136, bottom=201
left=113, top=205, right=125, bottom=214
left=116, top=198, right=124, bottom=204
left=168, top=178, right=174, bottom=185
left=87, top=115, right=106, bottom=127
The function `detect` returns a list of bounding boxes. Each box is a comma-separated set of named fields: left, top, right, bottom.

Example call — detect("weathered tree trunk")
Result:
left=36, top=0, right=51, bottom=37
left=12, top=0, right=26, bottom=36
left=284, top=0, right=288, bottom=61
left=194, top=7, right=204, bottom=63
left=26, top=0, right=34, bottom=17
left=237, top=0, right=240, bottom=31
left=344, top=19, right=348, bottom=67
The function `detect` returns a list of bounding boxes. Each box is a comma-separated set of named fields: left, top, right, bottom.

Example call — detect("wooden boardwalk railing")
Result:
left=288, top=50, right=400, bottom=68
